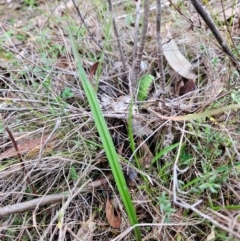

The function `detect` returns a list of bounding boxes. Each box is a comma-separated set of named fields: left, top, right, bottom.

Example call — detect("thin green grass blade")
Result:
left=151, top=142, right=180, bottom=165
left=68, top=28, right=141, bottom=241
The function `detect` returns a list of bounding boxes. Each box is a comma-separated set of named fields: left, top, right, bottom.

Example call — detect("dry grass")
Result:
left=0, top=0, right=240, bottom=240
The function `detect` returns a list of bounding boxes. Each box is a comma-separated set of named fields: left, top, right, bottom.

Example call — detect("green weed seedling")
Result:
left=61, top=87, right=74, bottom=99
left=198, top=173, right=221, bottom=193
left=158, top=191, right=175, bottom=223
left=231, top=90, right=240, bottom=104
left=23, top=0, right=36, bottom=8
left=69, top=166, right=78, bottom=181
left=211, top=57, right=220, bottom=68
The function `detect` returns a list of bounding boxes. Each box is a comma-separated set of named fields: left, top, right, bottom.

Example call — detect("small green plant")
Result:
left=231, top=90, right=240, bottom=104
left=211, top=57, right=220, bottom=67
left=158, top=191, right=175, bottom=222
left=199, top=173, right=221, bottom=193
left=61, top=87, right=74, bottom=99
left=196, top=125, right=225, bottom=160
left=137, top=74, right=154, bottom=101
left=0, top=121, right=3, bottom=133
left=179, top=147, right=194, bottom=167
left=23, top=0, right=36, bottom=7
left=69, top=29, right=141, bottom=240
left=69, top=166, right=78, bottom=181
left=42, top=78, right=51, bottom=89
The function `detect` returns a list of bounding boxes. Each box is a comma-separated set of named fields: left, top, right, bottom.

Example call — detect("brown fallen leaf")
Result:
left=176, top=79, right=196, bottom=96
left=89, top=62, right=99, bottom=83
left=25, top=141, right=55, bottom=159
left=0, top=135, right=56, bottom=161
left=137, top=138, right=154, bottom=168
left=106, top=198, right=122, bottom=229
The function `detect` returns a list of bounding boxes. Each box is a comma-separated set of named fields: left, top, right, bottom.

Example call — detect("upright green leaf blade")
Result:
left=68, top=28, right=141, bottom=241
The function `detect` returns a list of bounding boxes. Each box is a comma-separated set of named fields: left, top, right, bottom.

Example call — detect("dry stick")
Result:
left=66, top=227, right=82, bottom=241
left=107, top=0, right=127, bottom=73
left=130, top=0, right=150, bottom=90
left=129, top=0, right=142, bottom=96
left=0, top=176, right=109, bottom=218
left=41, top=180, right=90, bottom=241
left=156, top=0, right=166, bottom=106
left=190, top=0, right=240, bottom=73
left=111, top=222, right=200, bottom=241
left=5, top=127, right=37, bottom=195
left=0, top=193, right=68, bottom=218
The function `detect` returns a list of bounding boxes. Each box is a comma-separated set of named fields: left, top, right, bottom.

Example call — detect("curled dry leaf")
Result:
left=110, top=96, right=132, bottom=112
left=105, top=198, right=122, bottom=229
left=73, top=217, right=96, bottom=241
left=132, top=118, right=153, bottom=137
left=101, top=95, right=132, bottom=113
left=206, top=79, right=224, bottom=101
left=162, top=36, right=197, bottom=80
left=206, top=227, right=215, bottom=241
left=0, top=135, right=56, bottom=161
left=89, top=62, right=99, bottom=83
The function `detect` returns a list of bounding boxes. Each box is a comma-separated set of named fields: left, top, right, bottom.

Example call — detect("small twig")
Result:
left=38, top=119, right=61, bottom=158
left=71, top=0, right=103, bottom=52
left=128, top=118, right=171, bottom=164
left=172, top=121, right=186, bottom=204
left=41, top=179, right=90, bottom=240
left=0, top=193, right=68, bottom=218
left=190, top=0, right=240, bottom=73
left=111, top=222, right=199, bottom=241
left=107, top=0, right=127, bottom=73
left=130, top=0, right=150, bottom=91
left=156, top=0, right=166, bottom=104
left=5, top=127, right=37, bottom=194
left=174, top=198, right=240, bottom=239
left=66, top=227, right=82, bottom=241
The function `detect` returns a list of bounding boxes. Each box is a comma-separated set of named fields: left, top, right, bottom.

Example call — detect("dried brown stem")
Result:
left=130, top=0, right=150, bottom=91
left=132, top=0, right=141, bottom=65
left=0, top=193, right=68, bottom=218
left=156, top=0, right=166, bottom=104
left=190, top=0, right=240, bottom=73
left=5, top=127, right=37, bottom=194
left=0, top=176, right=109, bottom=218
left=71, top=0, right=103, bottom=52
